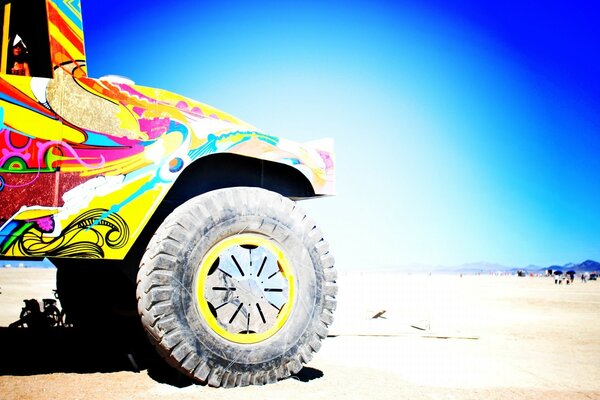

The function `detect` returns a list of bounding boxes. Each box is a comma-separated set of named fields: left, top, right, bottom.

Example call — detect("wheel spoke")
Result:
left=230, top=255, right=245, bottom=276
left=215, top=301, right=231, bottom=310
left=229, top=303, right=244, bottom=324
left=257, top=256, right=267, bottom=277
left=218, top=268, right=232, bottom=278
left=256, top=303, right=266, bottom=324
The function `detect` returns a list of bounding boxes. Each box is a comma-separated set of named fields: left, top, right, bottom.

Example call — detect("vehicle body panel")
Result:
left=0, top=0, right=335, bottom=259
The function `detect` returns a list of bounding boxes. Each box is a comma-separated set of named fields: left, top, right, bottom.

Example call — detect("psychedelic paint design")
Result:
left=0, top=0, right=334, bottom=259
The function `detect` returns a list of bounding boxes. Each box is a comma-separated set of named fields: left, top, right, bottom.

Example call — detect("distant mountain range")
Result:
left=443, top=261, right=514, bottom=273
left=383, top=260, right=600, bottom=274
left=445, top=260, right=600, bottom=273
left=561, top=259, right=600, bottom=272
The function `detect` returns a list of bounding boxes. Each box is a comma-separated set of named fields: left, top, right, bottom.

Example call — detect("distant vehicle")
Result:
left=0, top=0, right=336, bottom=387
left=589, top=273, right=598, bottom=281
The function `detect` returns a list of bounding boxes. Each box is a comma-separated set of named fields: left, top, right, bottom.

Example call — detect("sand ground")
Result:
left=0, top=268, right=599, bottom=399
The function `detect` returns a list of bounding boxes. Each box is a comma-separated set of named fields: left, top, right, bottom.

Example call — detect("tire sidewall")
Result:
left=164, top=190, right=324, bottom=371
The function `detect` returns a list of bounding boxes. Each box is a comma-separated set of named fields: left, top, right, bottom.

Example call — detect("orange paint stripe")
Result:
left=47, top=3, right=84, bottom=55
left=49, top=37, right=84, bottom=67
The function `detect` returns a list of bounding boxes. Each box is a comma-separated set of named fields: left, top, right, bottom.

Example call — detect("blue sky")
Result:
left=82, top=0, right=600, bottom=269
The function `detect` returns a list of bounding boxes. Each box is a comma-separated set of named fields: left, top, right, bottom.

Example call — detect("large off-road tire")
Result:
left=136, top=187, right=336, bottom=387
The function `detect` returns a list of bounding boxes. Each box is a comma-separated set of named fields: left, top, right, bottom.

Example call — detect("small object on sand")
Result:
left=372, top=310, right=387, bottom=319
left=411, top=320, right=430, bottom=331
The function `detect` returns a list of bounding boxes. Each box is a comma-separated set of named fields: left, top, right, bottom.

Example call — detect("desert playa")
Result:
left=0, top=268, right=599, bottom=399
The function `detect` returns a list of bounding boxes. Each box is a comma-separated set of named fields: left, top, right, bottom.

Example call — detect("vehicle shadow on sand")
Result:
left=0, top=323, right=155, bottom=375
left=0, top=321, right=323, bottom=387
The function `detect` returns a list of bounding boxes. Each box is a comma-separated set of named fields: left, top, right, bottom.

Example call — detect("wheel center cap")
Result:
left=235, top=277, right=264, bottom=305
left=197, top=234, right=295, bottom=343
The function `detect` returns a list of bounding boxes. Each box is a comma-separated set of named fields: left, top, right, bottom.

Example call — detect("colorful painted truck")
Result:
left=0, top=0, right=336, bottom=387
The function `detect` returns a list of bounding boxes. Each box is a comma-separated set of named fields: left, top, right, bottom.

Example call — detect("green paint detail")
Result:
left=2, top=156, right=27, bottom=171
left=0, top=156, right=58, bottom=173
left=1, top=222, right=33, bottom=253
left=43, top=146, right=61, bottom=171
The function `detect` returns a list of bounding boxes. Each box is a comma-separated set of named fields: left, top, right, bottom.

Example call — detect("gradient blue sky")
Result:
left=82, top=1, right=600, bottom=269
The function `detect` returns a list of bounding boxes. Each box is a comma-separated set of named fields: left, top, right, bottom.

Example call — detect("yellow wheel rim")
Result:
left=195, top=234, right=295, bottom=344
